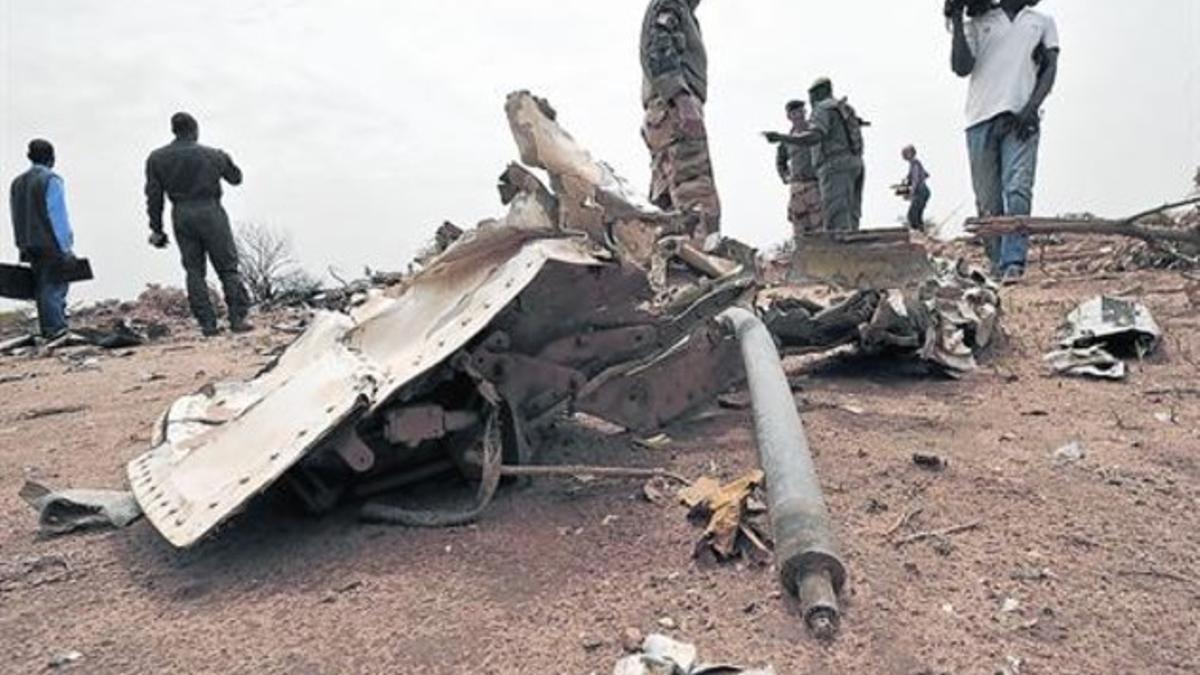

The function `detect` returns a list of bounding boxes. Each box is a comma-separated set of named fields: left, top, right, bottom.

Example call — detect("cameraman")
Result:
left=948, top=0, right=1060, bottom=284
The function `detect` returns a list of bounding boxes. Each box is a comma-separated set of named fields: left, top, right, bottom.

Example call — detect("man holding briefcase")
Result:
left=8, top=139, right=76, bottom=339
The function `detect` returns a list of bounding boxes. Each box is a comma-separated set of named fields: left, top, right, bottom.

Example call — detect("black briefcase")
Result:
left=0, top=258, right=94, bottom=300
left=0, top=264, right=35, bottom=300
left=54, top=257, right=94, bottom=284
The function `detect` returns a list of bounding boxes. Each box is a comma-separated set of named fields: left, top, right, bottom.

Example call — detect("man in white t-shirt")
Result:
left=949, top=0, right=1060, bottom=283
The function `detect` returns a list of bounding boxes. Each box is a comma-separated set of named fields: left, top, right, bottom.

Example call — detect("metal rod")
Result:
left=718, top=307, right=847, bottom=639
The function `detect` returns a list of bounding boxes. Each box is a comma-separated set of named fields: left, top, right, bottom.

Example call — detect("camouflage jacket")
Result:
left=640, top=0, right=707, bottom=105
left=777, top=132, right=817, bottom=183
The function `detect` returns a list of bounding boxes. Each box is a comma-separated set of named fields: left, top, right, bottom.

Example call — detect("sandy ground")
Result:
left=1, top=257, right=1198, bottom=675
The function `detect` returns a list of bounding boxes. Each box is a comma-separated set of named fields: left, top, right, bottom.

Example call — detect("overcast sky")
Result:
left=2, top=0, right=1199, bottom=304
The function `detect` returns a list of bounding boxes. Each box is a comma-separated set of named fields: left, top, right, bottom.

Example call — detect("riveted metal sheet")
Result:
left=128, top=229, right=606, bottom=548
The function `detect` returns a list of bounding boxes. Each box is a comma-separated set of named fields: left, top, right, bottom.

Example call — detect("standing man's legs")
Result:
left=966, top=119, right=1004, bottom=271
left=201, top=205, right=251, bottom=328
left=850, top=162, right=865, bottom=230
left=788, top=180, right=824, bottom=240
left=998, top=127, right=1040, bottom=274
left=818, top=168, right=855, bottom=232
left=908, top=184, right=930, bottom=231
left=31, top=259, right=68, bottom=338
left=172, top=208, right=219, bottom=332
left=642, top=95, right=721, bottom=239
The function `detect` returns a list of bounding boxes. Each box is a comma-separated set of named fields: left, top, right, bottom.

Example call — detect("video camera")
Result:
left=944, top=0, right=993, bottom=18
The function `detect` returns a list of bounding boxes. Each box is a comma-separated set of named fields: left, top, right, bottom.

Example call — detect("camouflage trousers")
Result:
left=642, top=94, right=722, bottom=238
left=788, top=180, right=823, bottom=239
left=818, top=157, right=865, bottom=232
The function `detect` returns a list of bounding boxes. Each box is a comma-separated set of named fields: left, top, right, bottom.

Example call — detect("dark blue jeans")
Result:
left=907, top=183, right=931, bottom=230
left=32, top=259, right=69, bottom=337
left=966, top=115, right=1040, bottom=274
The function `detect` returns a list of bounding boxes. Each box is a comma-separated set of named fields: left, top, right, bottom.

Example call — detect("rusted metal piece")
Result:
left=793, top=227, right=931, bottom=289
left=537, top=326, right=660, bottom=374
left=659, top=237, right=742, bottom=279
left=718, top=307, right=847, bottom=639
left=384, top=406, right=481, bottom=448
left=576, top=323, right=742, bottom=432
left=329, top=426, right=376, bottom=473
left=471, top=348, right=587, bottom=419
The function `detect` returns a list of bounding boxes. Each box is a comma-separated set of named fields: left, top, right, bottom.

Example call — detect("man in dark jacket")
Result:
left=145, top=112, right=251, bottom=336
left=9, top=139, right=74, bottom=338
left=640, top=0, right=720, bottom=240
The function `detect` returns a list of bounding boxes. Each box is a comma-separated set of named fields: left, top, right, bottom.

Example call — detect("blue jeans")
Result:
left=32, top=259, right=69, bottom=337
left=966, top=115, right=1040, bottom=273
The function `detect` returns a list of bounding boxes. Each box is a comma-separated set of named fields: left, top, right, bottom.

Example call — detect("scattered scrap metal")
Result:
left=1044, top=296, right=1161, bottom=380
left=765, top=257, right=1001, bottom=375
left=106, top=89, right=1028, bottom=642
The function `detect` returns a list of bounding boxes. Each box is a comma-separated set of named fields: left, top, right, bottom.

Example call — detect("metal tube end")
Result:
left=797, top=568, right=841, bottom=640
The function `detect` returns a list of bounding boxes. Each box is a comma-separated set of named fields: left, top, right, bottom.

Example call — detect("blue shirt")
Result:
left=31, top=165, right=74, bottom=255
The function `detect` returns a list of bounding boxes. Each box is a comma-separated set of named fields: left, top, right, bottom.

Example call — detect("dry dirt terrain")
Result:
left=1, top=255, right=1198, bottom=675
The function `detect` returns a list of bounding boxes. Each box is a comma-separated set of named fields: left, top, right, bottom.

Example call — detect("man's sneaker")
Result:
left=201, top=325, right=223, bottom=338
left=1000, top=266, right=1025, bottom=286
left=229, top=320, right=255, bottom=334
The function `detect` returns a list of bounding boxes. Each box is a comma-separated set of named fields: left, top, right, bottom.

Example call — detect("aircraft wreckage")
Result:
left=127, top=91, right=999, bottom=635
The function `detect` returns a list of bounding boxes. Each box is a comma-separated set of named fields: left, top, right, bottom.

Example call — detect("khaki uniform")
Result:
left=810, top=98, right=865, bottom=232
left=776, top=138, right=823, bottom=236
left=640, top=0, right=720, bottom=237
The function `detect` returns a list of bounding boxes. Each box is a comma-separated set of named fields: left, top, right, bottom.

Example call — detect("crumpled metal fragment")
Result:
left=771, top=257, right=1000, bottom=374
left=1044, top=345, right=1127, bottom=380
left=1045, top=296, right=1161, bottom=380
left=19, top=481, right=142, bottom=535
left=1057, top=296, right=1161, bottom=357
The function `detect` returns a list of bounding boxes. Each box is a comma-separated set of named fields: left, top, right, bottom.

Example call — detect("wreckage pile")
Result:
left=763, top=257, right=1001, bottom=375
left=123, top=90, right=1004, bottom=552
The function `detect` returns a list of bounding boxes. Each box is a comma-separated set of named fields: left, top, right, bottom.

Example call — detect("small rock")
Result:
left=620, top=627, right=644, bottom=653
left=1000, top=597, right=1020, bottom=613
left=864, top=498, right=889, bottom=514
left=580, top=635, right=604, bottom=651
left=602, top=514, right=620, bottom=527
left=912, top=453, right=947, bottom=472
left=49, top=650, right=82, bottom=669
left=642, top=633, right=696, bottom=671
left=1154, top=411, right=1177, bottom=425
left=656, top=616, right=677, bottom=630
left=1052, top=442, right=1086, bottom=465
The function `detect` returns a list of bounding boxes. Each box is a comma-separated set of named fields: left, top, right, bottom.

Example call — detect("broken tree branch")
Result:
left=893, top=521, right=981, bottom=548
left=1117, top=568, right=1198, bottom=586
left=882, top=506, right=924, bottom=538
left=499, top=464, right=691, bottom=485
left=966, top=196, right=1200, bottom=246
left=18, top=405, right=89, bottom=421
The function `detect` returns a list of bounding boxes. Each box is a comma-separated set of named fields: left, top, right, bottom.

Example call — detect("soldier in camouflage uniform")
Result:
left=765, top=78, right=867, bottom=232
left=640, top=0, right=721, bottom=239
left=774, top=100, right=823, bottom=237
